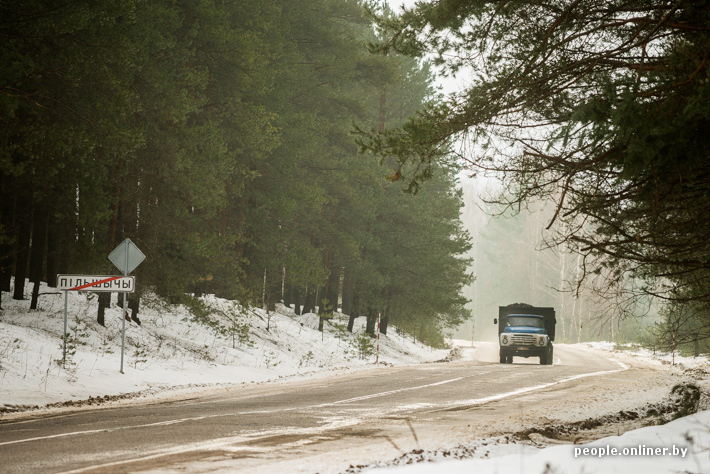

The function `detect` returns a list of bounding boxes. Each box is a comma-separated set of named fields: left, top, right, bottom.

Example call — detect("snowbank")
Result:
left=376, top=409, right=710, bottom=474
left=585, top=341, right=710, bottom=369
left=0, top=284, right=448, bottom=410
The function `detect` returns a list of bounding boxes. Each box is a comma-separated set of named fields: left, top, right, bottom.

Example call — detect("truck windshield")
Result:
left=506, top=316, right=544, bottom=328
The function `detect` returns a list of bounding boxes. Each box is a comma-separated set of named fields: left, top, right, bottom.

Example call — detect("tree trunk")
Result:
left=336, top=266, right=345, bottom=313
left=12, top=197, right=32, bottom=300
left=30, top=281, right=41, bottom=310
left=283, top=283, right=292, bottom=309
left=265, top=277, right=278, bottom=313
left=317, top=286, right=326, bottom=314
left=381, top=312, right=390, bottom=335
left=97, top=292, right=110, bottom=326
left=365, top=308, right=376, bottom=336
left=267, top=288, right=276, bottom=312
left=29, top=206, right=48, bottom=309
left=326, top=269, right=339, bottom=314
left=58, top=221, right=70, bottom=275
left=378, top=89, right=387, bottom=132
left=262, top=269, right=267, bottom=310
left=100, top=156, right=123, bottom=324
left=281, top=265, right=286, bottom=303
left=0, top=176, right=14, bottom=292
left=302, top=289, right=315, bottom=314
left=45, top=213, right=58, bottom=288
left=347, top=292, right=359, bottom=332
left=341, top=269, right=354, bottom=316
left=128, top=291, right=141, bottom=325
left=292, top=287, right=301, bottom=315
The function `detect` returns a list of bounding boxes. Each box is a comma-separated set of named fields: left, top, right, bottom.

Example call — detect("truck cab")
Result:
left=495, top=304, right=555, bottom=365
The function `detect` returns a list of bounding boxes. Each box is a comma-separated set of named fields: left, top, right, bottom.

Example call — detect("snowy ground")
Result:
left=355, top=343, right=710, bottom=474
left=0, top=283, right=448, bottom=411
left=2, top=285, right=710, bottom=473
left=584, top=340, right=710, bottom=370
left=372, top=410, right=710, bottom=474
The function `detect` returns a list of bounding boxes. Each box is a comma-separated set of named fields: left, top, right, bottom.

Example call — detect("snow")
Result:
left=367, top=343, right=710, bottom=474
left=374, top=410, right=710, bottom=474
left=585, top=340, right=709, bottom=369
left=0, top=282, right=448, bottom=410
left=2, top=283, right=710, bottom=473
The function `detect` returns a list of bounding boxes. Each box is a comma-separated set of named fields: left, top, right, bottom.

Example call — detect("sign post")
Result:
left=57, top=238, right=145, bottom=372
left=63, top=291, right=68, bottom=367
left=57, top=275, right=136, bottom=368
left=108, top=238, right=145, bottom=374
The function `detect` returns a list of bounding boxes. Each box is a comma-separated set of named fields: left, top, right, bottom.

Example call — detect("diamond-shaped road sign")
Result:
left=108, top=238, right=145, bottom=275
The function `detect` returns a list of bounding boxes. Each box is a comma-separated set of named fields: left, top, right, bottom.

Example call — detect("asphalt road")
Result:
left=0, top=343, right=651, bottom=473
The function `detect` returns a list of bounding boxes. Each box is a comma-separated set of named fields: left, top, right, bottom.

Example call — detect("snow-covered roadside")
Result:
left=584, top=340, right=710, bottom=370
left=373, top=410, right=710, bottom=474
left=357, top=343, right=710, bottom=474
left=0, top=284, right=448, bottom=412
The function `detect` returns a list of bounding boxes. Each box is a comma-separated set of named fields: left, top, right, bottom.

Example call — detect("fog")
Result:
left=453, top=176, right=657, bottom=344
left=386, top=0, right=657, bottom=346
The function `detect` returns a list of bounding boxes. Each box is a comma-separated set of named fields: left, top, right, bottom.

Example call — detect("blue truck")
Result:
left=494, top=303, right=556, bottom=365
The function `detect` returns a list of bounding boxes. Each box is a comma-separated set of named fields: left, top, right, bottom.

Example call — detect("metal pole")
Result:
left=63, top=291, right=68, bottom=368
left=120, top=292, right=127, bottom=374
left=120, top=249, right=128, bottom=374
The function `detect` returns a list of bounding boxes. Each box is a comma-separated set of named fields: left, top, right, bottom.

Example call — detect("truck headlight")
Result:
left=502, top=336, right=508, bottom=345
left=538, top=337, right=546, bottom=346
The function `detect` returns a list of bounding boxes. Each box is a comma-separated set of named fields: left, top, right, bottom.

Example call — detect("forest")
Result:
left=364, top=0, right=710, bottom=354
left=0, top=0, right=473, bottom=346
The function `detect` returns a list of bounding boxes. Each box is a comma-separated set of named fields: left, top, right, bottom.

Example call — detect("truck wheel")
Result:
left=506, top=355, right=513, bottom=364
left=499, top=352, right=506, bottom=364
left=539, top=353, right=547, bottom=365
left=547, top=347, right=554, bottom=365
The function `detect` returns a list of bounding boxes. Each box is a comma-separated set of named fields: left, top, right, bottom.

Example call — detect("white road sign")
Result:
left=108, top=238, right=145, bottom=275
left=57, top=275, right=135, bottom=293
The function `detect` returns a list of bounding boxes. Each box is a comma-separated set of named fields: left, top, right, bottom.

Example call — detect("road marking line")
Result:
left=0, top=414, right=234, bottom=447
left=57, top=421, right=365, bottom=474
left=0, top=428, right=109, bottom=447
left=440, top=358, right=629, bottom=409
left=55, top=360, right=632, bottom=473
left=1, top=360, right=626, bottom=448
left=320, top=376, right=466, bottom=405
left=0, top=374, right=484, bottom=447
left=237, top=372, right=492, bottom=415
